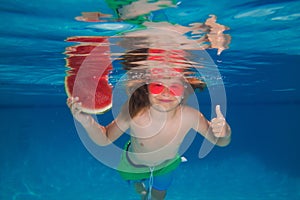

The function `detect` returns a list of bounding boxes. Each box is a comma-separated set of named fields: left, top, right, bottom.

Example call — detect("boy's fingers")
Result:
left=67, top=97, right=80, bottom=107
left=215, top=105, right=224, bottom=119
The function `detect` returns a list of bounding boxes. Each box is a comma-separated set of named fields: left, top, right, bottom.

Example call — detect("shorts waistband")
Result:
left=125, top=141, right=150, bottom=168
left=125, top=141, right=176, bottom=169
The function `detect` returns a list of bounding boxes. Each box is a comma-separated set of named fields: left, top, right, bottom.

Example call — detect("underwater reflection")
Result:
left=64, top=0, right=231, bottom=113
left=75, top=0, right=177, bottom=23
left=118, top=15, right=231, bottom=55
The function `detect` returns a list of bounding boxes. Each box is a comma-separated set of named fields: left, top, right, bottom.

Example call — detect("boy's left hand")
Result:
left=210, top=105, right=229, bottom=138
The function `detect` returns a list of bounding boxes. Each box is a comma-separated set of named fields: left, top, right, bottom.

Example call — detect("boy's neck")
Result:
left=149, top=104, right=181, bottom=119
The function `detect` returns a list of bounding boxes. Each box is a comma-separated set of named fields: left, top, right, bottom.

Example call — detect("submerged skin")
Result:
left=67, top=78, right=231, bottom=200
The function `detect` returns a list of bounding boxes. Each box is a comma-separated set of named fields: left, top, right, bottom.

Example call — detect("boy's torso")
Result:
left=128, top=106, right=196, bottom=166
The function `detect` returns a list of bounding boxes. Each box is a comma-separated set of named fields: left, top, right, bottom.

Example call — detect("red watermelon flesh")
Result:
left=65, top=36, right=113, bottom=114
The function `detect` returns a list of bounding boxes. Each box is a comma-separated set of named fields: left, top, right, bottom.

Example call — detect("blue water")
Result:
left=1, top=0, right=300, bottom=199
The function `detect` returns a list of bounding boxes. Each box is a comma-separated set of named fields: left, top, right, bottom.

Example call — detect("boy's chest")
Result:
left=130, top=115, right=187, bottom=141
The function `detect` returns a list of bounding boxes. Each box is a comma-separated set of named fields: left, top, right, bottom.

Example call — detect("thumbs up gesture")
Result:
left=210, top=105, right=229, bottom=138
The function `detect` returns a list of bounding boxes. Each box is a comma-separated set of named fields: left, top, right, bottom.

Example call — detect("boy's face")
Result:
left=148, top=78, right=184, bottom=112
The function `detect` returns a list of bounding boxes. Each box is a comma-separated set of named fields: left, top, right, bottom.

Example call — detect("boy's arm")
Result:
left=67, top=97, right=130, bottom=146
left=81, top=114, right=129, bottom=146
left=192, top=105, right=231, bottom=147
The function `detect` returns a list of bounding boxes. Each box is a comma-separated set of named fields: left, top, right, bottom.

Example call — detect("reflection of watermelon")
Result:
left=65, top=36, right=113, bottom=114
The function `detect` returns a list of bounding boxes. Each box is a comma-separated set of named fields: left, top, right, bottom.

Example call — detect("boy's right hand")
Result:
left=66, top=97, right=93, bottom=125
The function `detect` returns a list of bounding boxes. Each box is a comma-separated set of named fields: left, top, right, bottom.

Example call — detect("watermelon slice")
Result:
left=65, top=36, right=113, bottom=114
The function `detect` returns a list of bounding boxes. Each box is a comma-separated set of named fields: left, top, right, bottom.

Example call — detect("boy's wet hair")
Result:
left=121, top=48, right=206, bottom=91
left=121, top=48, right=149, bottom=70
left=120, top=48, right=206, bottom=118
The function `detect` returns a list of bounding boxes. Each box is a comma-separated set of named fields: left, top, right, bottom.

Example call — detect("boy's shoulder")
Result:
left=182, top=105, right=201, bottom=117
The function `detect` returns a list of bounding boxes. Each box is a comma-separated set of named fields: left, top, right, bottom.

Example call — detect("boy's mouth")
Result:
left=157, top=99, right=174, bottom=103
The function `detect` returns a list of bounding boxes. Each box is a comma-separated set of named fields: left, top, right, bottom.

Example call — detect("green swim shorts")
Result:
left=117, top=141, right=181, bottom=181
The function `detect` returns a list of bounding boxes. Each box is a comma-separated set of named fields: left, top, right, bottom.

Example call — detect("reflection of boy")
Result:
left=75, top=12, right=112, bottom=22
left=67, top=49, right=231, bottom=200
left=106, top=0, right=177, bottom=23
left=75, top=1, right=231, bottom=55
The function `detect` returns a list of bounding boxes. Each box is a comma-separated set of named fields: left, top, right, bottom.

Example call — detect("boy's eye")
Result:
left=170, top=84, right=180, bottom=89
left=154, top=83, right=163, bottom=87
left=148, top=82, right=184, bottom=96
left=169, top=83, right=184, bottom=96
left=149, top=82, right=164, bottom=94
left=153, top=83, right=164, bottom=90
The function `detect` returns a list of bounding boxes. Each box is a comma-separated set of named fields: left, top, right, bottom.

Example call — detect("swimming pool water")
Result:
left=0, top=0, right=299, bottom=199
left=0, top=104, right=299, bottom=199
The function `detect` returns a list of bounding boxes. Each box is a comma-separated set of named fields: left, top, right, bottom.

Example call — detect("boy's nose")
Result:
left=161, top=87, right=171, bottom=96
